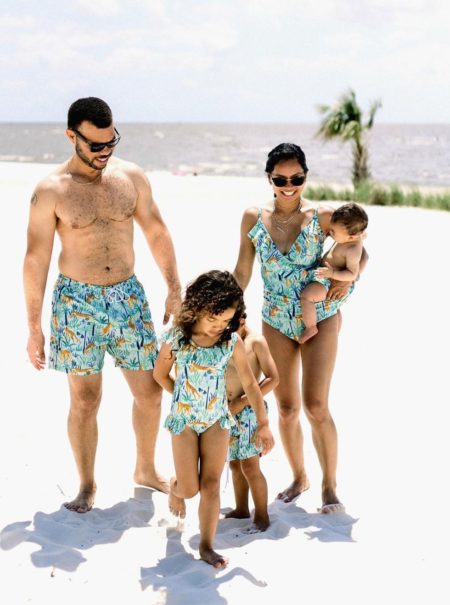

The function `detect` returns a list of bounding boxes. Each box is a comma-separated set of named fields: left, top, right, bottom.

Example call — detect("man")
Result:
left=23, top=97, right=181, bottom=513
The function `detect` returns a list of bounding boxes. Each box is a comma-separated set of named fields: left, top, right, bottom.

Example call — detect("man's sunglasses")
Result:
left=72, top=127, right=121, bottom=152
left=271, top=175, right=306, bottom=187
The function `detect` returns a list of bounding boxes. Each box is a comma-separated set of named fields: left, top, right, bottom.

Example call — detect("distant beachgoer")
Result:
left=233, top=142, right=368, bottom=513
left=299, top=203, right=368, bottom=344
left=23, top=97, right=181, bottom=513
left=153, top=271, right=274, bottom=568
left=225, top=314, right=279, bottom=533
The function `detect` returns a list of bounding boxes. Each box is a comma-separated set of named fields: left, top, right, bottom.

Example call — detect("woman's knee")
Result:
left=277, top=396, right=300, bottom=422
left=303, top=396, right=331, bottom=425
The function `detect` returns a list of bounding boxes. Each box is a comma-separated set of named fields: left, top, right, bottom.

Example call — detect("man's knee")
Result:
left=70, top=384, right=102, bottom=414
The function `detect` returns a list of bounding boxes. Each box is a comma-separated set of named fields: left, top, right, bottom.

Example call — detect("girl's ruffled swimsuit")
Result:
left=162, top=327, right=237, bottom=435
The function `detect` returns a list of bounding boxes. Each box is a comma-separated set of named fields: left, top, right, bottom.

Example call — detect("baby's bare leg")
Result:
left=300, top=282, right=328, bottom=344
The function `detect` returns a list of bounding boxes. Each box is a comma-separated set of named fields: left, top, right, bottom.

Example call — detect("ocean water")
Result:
left=0, top=122, right=449, bottom=187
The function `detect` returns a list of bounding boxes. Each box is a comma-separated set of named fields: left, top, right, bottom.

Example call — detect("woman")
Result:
left=233, top=142, right=367, bottom=512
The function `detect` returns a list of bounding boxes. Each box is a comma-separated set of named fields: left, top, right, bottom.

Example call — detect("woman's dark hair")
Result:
left=265, top=142, right=309, bottom=174
left=67, top=97, right=113, bottom=130
left=175, top=270, right=245, bottom=345
left=331, top=203, right=368, bottom=235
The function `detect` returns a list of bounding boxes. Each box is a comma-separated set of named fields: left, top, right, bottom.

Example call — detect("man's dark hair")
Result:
left=331, top=203, right=369, bottom=235
left=67, top=97, right=113, bottom=130
left=265, top=142, right=309, bottom=174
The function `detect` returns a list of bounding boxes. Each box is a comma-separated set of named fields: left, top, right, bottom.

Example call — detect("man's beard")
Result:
left=75, top=143, right=107, bottom=171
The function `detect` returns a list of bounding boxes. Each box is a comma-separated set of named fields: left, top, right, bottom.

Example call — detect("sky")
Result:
left=1, top=0, right=449, bottom=123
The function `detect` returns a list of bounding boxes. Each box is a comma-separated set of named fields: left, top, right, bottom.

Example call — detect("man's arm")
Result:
left=132, top=168, right=181, bottom=324
left=23, top=184, right=57, bottom=370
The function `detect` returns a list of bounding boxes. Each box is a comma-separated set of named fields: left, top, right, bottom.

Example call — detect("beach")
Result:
left=1, top=161, right=449, bottom=605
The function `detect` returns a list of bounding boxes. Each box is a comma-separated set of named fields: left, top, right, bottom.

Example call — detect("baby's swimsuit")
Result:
left=229, top=401, right=268, bottom=461
left=162, top=327, right=236, bottom=435
left=49, top=274, right=158, bottom=375
left=248, top=208, right=353, bottom=342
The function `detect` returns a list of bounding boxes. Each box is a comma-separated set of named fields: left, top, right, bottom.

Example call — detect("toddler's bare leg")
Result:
left=300, top=283, right=328, bottom=344
left=241, top=456, right=269, bottom=532
left=224, top=460, right=251, bottom=519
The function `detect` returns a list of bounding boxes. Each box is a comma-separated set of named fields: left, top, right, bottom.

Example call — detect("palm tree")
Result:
left=316, top=89, right=381, bottom=187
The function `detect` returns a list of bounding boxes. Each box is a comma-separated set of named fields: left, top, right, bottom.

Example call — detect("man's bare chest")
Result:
left=56, top=177, right=137, bottom=229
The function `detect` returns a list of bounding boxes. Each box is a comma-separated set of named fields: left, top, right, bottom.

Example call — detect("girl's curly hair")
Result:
left=175, top=270, right=245, bottom=345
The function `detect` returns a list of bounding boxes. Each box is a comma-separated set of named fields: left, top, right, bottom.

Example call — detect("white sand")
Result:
left=0, top=161, right=449, bottom=604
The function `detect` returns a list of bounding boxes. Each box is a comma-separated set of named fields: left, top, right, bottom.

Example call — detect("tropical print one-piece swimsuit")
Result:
left=162, top=327, right=237, bottom=435
left=248, top=208, right=353, bottom=342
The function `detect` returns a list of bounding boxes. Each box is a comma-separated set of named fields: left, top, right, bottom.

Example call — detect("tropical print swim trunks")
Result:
left=248, top=208, right=352, bottom=342
left=49, top=274, right=158, bottom=375
left=162, top=327, right=237, bottom=435
left=229, top=401, right=268, bottom=461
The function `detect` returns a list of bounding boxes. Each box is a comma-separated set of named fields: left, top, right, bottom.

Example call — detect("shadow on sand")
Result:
left=140, top=526, right=267, bottom=605
left=0, top=487, right=155, bottom=572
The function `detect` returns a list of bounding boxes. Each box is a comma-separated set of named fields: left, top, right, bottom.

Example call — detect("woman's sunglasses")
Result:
left=72, top=127, right=121, bottom=153
left=271, top=175, right=306, bottom=187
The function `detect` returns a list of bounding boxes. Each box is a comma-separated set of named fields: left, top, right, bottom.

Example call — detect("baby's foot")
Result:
left=299, top=326, right=318, bottom=344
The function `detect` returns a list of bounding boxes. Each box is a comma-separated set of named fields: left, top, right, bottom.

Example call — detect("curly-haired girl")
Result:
left=154, top=270, right=274, bottom=569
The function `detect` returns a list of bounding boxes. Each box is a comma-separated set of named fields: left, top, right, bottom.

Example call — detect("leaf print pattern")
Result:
left=248, top=209, right=354, bottom=342
left=49, top=274, right=158, bottom=375
left=162, top=327, right=236, bottom=435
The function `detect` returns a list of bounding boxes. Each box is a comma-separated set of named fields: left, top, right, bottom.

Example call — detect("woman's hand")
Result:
left=327, top=279, right=352, bottom=300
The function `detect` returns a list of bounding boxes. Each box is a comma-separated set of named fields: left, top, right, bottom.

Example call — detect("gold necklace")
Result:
left=271, top=200, right=302, bottom=232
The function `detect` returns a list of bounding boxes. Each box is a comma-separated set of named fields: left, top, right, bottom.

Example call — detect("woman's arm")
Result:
left=153, top=343, right=176, bottom=394
left=233, top=208, right=258, bottom=291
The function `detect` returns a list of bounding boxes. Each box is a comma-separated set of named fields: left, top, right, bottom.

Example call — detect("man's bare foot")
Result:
left=276, top=477, right=310, bottom=503
left=134, top=470, right=169, bottom=494
left=299, top=326, right=318, bottom=344
left=168, top=477, right=186, bottom=518
left=199, top=546, right=228, bottom=569
left=224, top=508, right=250, bottom=519
left=243, top=517, right=270, bottom=534
left=64, top=487, right=96, bottom=514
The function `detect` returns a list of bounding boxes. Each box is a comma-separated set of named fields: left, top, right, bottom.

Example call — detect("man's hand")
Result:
left=163, top=288, right=181, bottom=325
left=327, top=280, right=352, bottom=301
left=255, top=424, right=275, bottom=455
left=27, top=330, right=46, bottom=370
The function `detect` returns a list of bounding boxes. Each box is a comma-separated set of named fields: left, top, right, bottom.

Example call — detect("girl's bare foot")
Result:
left=224, top=508, right=250, bottom=519
left=64, top=486, right=96, bottom=514
left=276, top=477, right=310, bottom=503
left=200, top=546, right=228, bottom=569
left=168, top=477, right=186, bottom=518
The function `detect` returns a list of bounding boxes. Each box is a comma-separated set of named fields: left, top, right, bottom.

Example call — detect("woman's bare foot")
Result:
left=276, top=477, right=310, bottom=503
left=64, top=486, right=96, bottom=514
left=224, top=508, right=250, bottom=519
left=319, top=486, right=345, bottom=514
left=168, top=477, right=186, bottom=518
left=199, top=546, right=228, bottom=569
left=134, top=470, right=169, bottom=494
left=299, top=326, right=318, bottom=344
